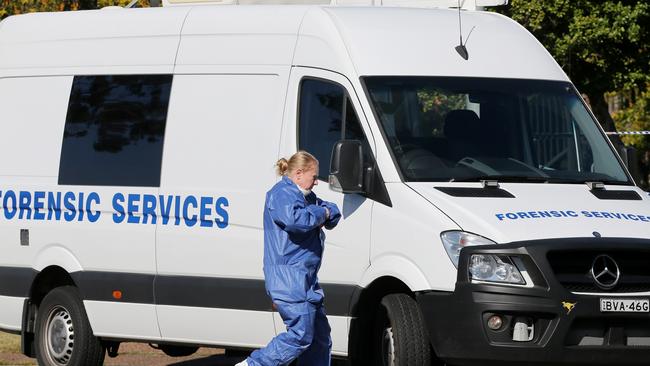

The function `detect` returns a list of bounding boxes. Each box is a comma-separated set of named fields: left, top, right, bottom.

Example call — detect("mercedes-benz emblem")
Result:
left=590, top=254, right=620, bottom=290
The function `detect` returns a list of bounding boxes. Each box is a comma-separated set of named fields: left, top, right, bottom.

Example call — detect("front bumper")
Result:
left=417, top=238, right=650, bottom=366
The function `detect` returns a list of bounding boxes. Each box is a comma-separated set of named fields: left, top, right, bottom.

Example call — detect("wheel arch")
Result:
left=359, top=254, right=431, bottom=291
left=348, top=275, right=414, bottom=362
left=23, top=246, right=82, bottom=358
left=348, top=256, right=434, bottom=362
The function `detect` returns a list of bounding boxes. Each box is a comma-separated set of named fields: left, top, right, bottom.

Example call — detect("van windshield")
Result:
left=364, top=77, right=631, bottom=184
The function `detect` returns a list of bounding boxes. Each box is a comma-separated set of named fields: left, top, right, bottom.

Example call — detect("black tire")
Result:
left=35, top=286, right=105, bottom=366
left=377, top=293, right=433, bottom=366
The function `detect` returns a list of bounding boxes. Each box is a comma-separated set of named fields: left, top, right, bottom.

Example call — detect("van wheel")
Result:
left=377, top=294, right=433, bottom=366
left=35, top=286, right=105, bottom=366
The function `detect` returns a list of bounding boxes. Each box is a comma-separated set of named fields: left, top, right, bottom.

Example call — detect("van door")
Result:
left=155, top=73, right=283, bottom=346
left=277, top=67, right=375, bottom=355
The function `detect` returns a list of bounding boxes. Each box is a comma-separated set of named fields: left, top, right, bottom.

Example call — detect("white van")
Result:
left=1, top=1, right=649, bottom=365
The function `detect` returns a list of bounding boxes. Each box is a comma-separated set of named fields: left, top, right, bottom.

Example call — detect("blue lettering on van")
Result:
left=33, top=191, right=46, bottom=221
left=495, top=209, right=650, bottom=223
left=142, top=194, right=157, bottom=225
left=127, top=194, right=140, bottom=224
left=63, top=192, right=76, bottom=222
left=183, top=196, right=198, bottom=227
left=200, top=196, right=213, bottom=228
left=215, top=197, right=229, bottom=229
left=0, top=189, right=230, bottom=229
left=48, top=192, right=62, bottom=221
left=18, top=191, right=32, bottom=220
left=112, top=193, right=126, bottom=223
left=3, top=191, right=17, bottom=220
left=87, top=192, right=101, bottom=223
left=159, top=195, right=173, bottom=225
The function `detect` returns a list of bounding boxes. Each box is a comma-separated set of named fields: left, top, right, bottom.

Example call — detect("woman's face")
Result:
left=291, top=163, right=319, bottom=191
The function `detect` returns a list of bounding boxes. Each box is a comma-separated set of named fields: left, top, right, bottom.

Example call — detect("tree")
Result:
left=500, top=1, right=650, bottom=139
left=1, top=0, right=150, bottom=18
left=613, top=87, right=650, bottom=185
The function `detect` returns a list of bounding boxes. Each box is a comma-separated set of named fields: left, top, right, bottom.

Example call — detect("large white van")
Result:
left=1, top=1, right=649, bottom=365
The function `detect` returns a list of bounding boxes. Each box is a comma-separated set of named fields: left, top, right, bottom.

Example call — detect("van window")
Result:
left=58, top=75, right=172, bottom=187
left=365, top=77, right=630, bottom=184
left=298, top=79, right=372, bottom=180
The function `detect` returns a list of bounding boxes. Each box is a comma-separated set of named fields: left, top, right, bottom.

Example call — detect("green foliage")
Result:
left=502, top=1, right=650, bottom=187
left=0, top=0, right=69, bottom=19
left=0, top=0, right=150, bottom=18
left=613, top=87, right=650, bottom=150
left=502, top=0, right=650, bottom=96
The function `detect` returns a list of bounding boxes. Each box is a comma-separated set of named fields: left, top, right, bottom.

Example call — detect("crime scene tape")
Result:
left=606, top=131, right=650, bottom=135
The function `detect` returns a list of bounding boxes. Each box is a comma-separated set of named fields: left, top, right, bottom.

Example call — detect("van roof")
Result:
left=0, top=5, right=567, bottom=81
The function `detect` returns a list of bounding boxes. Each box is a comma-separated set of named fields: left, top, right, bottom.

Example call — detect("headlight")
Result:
left=440, top=231, right=496, bottom=268
left=469, top=254, right=525, bottom=285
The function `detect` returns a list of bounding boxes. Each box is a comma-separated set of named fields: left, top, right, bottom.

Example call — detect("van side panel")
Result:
left=0, top=76, right=71, bottom=332
left=0, top=8, right=188, bottom=77
left=156, top=73, right=287, bottom=346
left=0, top=77, right=70, bottom=179
left=0, top=296, right=24, bottom=331
left=0, top=75, right=163, bottom=340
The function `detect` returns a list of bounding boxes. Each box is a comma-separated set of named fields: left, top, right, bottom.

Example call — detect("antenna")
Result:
left=125, top=0, right=139, bottom=8
left=454, top=0, right=469, bottom=60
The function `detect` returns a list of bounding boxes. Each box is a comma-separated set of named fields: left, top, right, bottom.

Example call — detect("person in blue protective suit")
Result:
left=237, top=151, right=341, bottom=366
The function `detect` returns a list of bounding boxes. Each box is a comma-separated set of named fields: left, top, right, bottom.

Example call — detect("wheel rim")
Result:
left=44, top=305, right=75, bottom=365
left=381, top=326, right=396, bottom=366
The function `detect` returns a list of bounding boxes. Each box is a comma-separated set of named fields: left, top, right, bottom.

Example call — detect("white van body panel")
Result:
left=84, top=301, right=162, bottom=340
left=293, top=8, right=358, bottom=78
left=323, top=7, right=567, bottom=80
left=370, top=183, right=460, bottom=291
left=0, top=76, right=70, bottom=179
left=156, top=73, right=285, bottom=342
left=176, top=6, right=307, bottom=68
left=0, top=8, right=188, bottom=77
left=156, top=306, right=276, bottom=347
left=33, top=246, right=83, bottom=273
left=0, top=296, right=23, bottom=331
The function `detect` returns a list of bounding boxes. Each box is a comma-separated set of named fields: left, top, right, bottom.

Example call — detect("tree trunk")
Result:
left=642, top=151, right=650, bottom=189
left=78, top=0, right=97, bottom=10
left=587, top=91, right=625, bottom=152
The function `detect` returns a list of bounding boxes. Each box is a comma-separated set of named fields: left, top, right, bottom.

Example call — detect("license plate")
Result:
left=600, top=298, right=649, bottom=313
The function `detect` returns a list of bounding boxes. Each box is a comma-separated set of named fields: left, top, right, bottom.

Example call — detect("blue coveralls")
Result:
left=247, top=176, right=341, bottom=366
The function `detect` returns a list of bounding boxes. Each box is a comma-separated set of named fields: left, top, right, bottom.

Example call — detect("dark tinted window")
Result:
left=299, top=79, right=372, bottom=180
left=58, top=75, right=172, bottom=187
left=365, top=77, right=629, bottom=183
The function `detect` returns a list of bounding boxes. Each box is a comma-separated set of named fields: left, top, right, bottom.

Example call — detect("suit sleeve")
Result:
left=319, top=201, right=341, bottom=230
left=268, top=191, right=328, bottom=234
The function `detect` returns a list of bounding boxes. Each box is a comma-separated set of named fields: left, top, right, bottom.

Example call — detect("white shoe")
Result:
left=235, top=360, right=249, bottom=366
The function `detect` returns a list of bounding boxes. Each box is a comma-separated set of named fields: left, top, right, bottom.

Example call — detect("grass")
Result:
left=0, top=332, right=35, bottom=365
left=0, top=332, right=20, bottom=354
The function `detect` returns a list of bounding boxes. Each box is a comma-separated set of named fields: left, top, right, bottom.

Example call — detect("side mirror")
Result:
left=329, top=140, right=364, bottom=194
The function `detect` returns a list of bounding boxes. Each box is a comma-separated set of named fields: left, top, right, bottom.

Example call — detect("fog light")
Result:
left=487, top=315, right=503, bottom=330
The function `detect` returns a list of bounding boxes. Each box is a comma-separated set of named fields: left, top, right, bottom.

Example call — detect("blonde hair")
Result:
left=276, top=151, right=319, bottom=176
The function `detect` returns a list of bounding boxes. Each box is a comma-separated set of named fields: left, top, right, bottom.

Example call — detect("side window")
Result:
left=299, top=78, right=372, bottom=180
left=58, top=75, right=172, bottom=187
